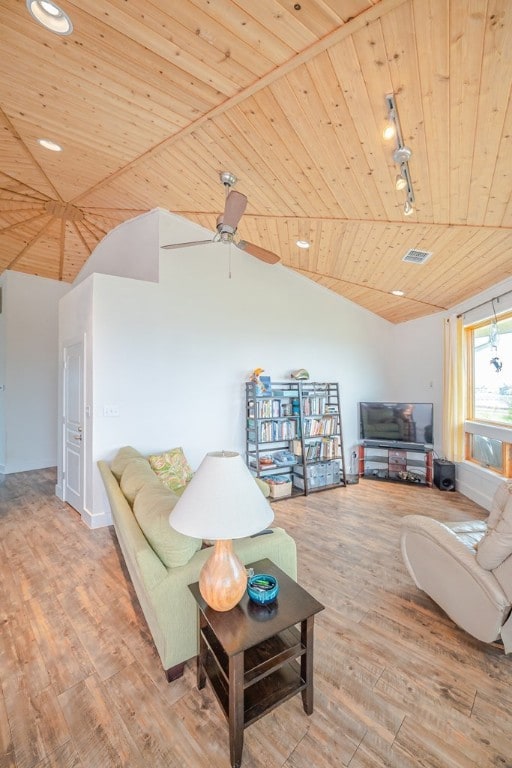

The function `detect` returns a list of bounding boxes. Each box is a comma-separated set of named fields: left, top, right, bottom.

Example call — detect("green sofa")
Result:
left=98, top=446, right=297, bottom=682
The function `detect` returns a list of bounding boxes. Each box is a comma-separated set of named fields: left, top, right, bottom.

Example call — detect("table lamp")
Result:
left=169, top=451, right=274, bottom=612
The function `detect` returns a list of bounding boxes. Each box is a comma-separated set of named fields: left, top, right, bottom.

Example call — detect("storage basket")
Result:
left=268, top=481, right=292, bottom=499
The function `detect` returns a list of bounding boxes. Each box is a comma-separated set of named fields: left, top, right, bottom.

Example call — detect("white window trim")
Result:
left=464, top=420, right=512, bottom=442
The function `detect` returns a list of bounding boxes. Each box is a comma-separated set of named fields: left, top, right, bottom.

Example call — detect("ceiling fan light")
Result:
left=26, top=0, right=73, bottom=35
left=403, top=200, right=414, bottom=216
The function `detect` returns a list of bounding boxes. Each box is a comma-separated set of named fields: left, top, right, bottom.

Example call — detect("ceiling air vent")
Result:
left=402, top=249, right=432, bottom=264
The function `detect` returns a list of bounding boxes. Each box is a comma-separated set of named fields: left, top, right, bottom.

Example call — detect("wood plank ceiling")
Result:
left=0, top=0, right=510, bottom=323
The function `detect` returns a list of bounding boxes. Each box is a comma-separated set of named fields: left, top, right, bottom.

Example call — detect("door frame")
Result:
left=60, top=336, right=86, bottom=514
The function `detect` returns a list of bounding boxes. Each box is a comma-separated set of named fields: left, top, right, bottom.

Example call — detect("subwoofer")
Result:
left=433, top=459, right=456, bottom=491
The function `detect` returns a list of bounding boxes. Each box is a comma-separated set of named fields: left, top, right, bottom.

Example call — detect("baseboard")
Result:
left=81, top=506, right=113, bottom=529
left=455, top=461, right=501, bottom=513
left=55, top=483, right=63, bottom=499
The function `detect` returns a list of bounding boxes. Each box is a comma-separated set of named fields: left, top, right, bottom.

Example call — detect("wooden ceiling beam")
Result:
left=0, top=212, right=49, bottom=234
left=6, top=217, right=54, bottom=269
left=0, top=107, right=63, bottom=202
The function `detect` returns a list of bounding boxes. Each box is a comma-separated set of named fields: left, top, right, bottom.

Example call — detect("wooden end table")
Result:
left=188, top=558, right=324, bottom=768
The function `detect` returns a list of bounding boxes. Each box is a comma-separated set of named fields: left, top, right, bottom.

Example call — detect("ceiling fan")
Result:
left=161, top=172, right=280, bottom=265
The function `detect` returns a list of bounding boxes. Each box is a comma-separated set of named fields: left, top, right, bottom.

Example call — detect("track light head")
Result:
left=383, top=122, right=396, bottom=141
left=385, top=94, right=415, bottom=212
left=395, top=173, right=407, bottom=191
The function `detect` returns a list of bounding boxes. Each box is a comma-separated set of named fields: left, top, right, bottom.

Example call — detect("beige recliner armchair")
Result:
left=400, top=482, right=512, bottom=651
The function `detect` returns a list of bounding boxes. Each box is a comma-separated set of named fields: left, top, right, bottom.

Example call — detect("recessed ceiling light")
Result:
left=37, top=138, right=63, bottom=152
left=26, top=0, right=73, bottom=35
left=296, top=240, right=310, bottom=249
left=391, top=290, right=405, bottom=297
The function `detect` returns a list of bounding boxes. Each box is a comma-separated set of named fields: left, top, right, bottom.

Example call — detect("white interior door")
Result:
left=63, top=341, right=84, bottom=513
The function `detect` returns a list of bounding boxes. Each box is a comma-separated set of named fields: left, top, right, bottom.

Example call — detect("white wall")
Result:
left=447, top=276, right=512, bottom=510
left=0, top=278, right=5, bottom=469
left=73, top=207, right=211, bottom=286
left=60, top=209, right=396, bottom=526
left=390, top=312, right=445, bottom=456
left=1, top=271, right=69, bottom=473
left=388, top=279, right=512, bottom=511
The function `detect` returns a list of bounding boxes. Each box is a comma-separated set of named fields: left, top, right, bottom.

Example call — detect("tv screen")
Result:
left=359, top=402, right=433, bottom=446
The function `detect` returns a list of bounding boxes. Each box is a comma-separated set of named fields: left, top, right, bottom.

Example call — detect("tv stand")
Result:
left=358, top=443, right=433, bottom=487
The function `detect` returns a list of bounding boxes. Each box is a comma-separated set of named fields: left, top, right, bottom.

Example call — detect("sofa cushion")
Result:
left=111, top=446, right=143, bottom=481
left=133, top=483, right=201, bottom=568
left=147, top=447, right=194, bottom=493
left=120, top=457, right=161, bottom=506
left=476, top=491, right=512, bottom=570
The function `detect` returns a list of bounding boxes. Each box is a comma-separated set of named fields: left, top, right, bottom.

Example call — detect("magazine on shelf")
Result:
left=255, top=375, right=272, bottom=396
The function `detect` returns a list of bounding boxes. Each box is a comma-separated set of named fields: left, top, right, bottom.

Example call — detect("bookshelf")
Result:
left=246, top=380, right=346, bottom=497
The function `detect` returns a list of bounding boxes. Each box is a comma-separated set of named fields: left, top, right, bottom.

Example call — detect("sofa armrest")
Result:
left=400, top=514, right=510, bottom=644
left=98, top=460, right=167, bottom=590
left=492, top=553, right=512, bottom=604
left=401, top=515, right=508, bottom=606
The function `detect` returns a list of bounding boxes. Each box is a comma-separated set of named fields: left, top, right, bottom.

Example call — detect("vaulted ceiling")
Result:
left=0, top=0, right=511, bottom=323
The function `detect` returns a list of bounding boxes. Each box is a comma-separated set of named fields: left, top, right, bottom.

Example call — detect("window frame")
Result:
left=464, top=309, right=512, bottom=477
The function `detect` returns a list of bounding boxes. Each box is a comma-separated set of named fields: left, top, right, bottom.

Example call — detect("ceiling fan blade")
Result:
left=238, top=240, right=280, bottom=265
left=161, top=239, right=213, bottom=250
left=223, top=190, right=247, bottom=231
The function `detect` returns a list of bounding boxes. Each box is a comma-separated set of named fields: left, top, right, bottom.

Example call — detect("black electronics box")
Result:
left=433, top=459, right=456, bottom=492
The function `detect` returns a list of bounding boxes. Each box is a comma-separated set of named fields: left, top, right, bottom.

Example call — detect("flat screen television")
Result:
left=359, top=402, right=433, bottom=447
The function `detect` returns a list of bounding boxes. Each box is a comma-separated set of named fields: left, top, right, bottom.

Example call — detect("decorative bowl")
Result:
left=247, top=573, right=279, bottom=605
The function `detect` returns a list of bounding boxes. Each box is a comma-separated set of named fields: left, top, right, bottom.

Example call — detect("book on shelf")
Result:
left=254, top=419, right=297, bottom=442
left=303, top=414, right=339, bottom=436
left=301, top=395, right=327, bottom=416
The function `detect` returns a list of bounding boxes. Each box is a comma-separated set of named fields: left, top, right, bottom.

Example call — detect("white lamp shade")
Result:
left=169, top=451, right=274, bottom=541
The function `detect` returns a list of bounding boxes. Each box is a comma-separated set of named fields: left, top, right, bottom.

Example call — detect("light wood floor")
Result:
left=1, top=470, right=512, bottom=768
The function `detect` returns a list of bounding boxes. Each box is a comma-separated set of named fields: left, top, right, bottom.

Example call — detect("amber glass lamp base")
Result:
left=199, top=539, right=247, bottom=612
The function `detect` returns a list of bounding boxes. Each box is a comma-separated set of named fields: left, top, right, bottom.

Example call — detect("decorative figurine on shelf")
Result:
left=250, top=367, right=265, bottom=382
left=249, top=368, right=271, bottom=396
left=290, top=368, right=310, bottom=380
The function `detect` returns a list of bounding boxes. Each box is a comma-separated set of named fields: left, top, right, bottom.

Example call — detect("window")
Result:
left=465, top=310, right=512, bottom=475
left=468, top=313, right=512, bottom=424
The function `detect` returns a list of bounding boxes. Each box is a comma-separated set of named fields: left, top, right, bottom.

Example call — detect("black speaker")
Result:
left=433, top=459, right=456, bottom=491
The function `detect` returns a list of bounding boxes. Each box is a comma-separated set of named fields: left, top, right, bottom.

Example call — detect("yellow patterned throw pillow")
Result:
left=148, top=447, right=194, bottom=493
